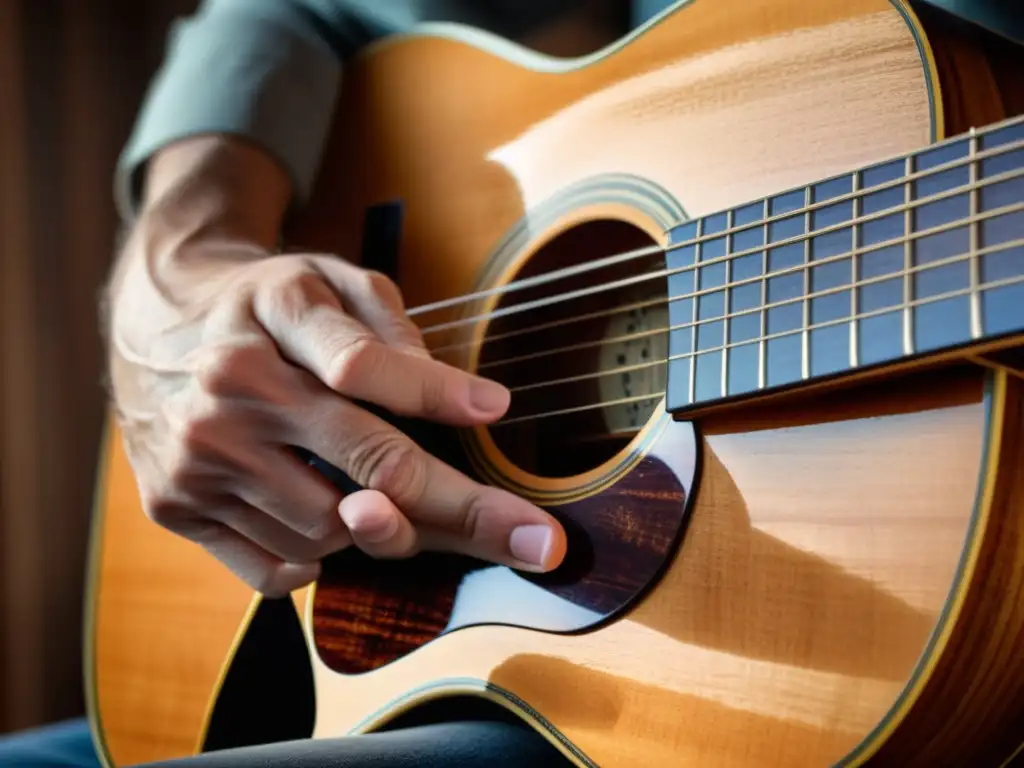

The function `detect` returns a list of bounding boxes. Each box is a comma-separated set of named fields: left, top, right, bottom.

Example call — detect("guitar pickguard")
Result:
left=309, top=416, right=698, bottom=675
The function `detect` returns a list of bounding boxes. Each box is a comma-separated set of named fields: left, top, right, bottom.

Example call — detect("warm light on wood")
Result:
left=85, top=0, right=1024, bottom=766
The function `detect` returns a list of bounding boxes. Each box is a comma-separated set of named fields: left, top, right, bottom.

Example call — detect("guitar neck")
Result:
left=665, top=115, right=1024, bottom=416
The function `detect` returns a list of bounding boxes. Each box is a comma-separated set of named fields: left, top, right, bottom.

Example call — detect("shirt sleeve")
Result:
left=115, top=0, right=369, bottom=221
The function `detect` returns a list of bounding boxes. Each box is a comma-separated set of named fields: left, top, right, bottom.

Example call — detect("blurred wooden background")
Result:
left=0, top=0, right=196, bottom=736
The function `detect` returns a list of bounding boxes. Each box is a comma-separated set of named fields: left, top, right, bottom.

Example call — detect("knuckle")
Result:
left=363, top=270, right=400, bottom=304
left=178, top=414, right=217, bottom=457
left=260, top=265, right=331, bottom=326
left=164, top=451, right=203, bottom=496
left=298, top=514, right=343, bottom=545
left=349, top=432, right=424, bottom=503
left=141, top=488, right=186, bottom=529
left=290, top=268, right=332, bottom=302
left=417, top=371, right=448, bottom=420
left=326, top=337, right=377, bottom=391
left=168, top=415, right=234, bottom=488
left=453, top=490, right=485, bottom=541
left=195, top=343, right=267, bottom=397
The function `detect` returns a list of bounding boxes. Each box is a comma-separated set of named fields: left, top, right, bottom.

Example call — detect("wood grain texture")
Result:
left=857, top=373, right=1024, bottom=767
left=86, top=418, right=281, bottom=766
left=304, top=366, right=991, bottom=767
left=311, top=448, right=691, bottom=675
left=85, top=0, right=1024, bottom=765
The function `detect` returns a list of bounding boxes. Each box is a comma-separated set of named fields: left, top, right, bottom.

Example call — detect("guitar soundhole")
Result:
left=479, top=219, right=668, bottom=478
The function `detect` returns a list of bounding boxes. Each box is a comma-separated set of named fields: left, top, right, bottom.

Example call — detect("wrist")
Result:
left=109, top=135, right=291, bottom=314
left=141, top=134, right=292, bottom=251
left=103, top=135, right=292, bottom=398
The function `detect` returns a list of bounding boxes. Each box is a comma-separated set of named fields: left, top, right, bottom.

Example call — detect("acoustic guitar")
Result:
left=84, top=0, right=1024, bottom=765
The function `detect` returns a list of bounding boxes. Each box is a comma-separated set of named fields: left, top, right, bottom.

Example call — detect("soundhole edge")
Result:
left=469, top=217, right=670, bottom=484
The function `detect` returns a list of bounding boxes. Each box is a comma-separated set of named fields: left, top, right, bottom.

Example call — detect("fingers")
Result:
left=300, top=397, right=567, bottom=572
left=175, top=515, right=321, bottom=598
left=210, top=498, right=352, bottom=564
left=137, top=253, right=569, bottom=596
left=310, top=258, right=429, bottom=358
left=252, top=262, right=510, bottom=426
left=338, top=490, right=419, bottom=558
left=233, top=448, right=348, bottom=542
left=324, top=338, right=510, bottom=425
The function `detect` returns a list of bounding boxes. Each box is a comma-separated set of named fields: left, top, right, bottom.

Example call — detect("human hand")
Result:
left=107, top=231, right=567, bottom=598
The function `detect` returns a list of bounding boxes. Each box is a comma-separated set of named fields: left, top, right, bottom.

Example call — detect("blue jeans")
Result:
left=0, top=719, right=101, bottom=767
left=0, top=716, right=568, bottom=767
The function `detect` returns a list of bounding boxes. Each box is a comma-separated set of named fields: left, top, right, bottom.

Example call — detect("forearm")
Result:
left=142, top=135, right=292, bottom=253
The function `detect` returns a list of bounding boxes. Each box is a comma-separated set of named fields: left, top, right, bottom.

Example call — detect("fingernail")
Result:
left=509, top=525, right=553, bottom=568
left=470, top=378, right=510, bottom=415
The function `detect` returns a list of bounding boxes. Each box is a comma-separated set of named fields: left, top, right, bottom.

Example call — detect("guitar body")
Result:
left=85, top=0, right=1024, bottom=766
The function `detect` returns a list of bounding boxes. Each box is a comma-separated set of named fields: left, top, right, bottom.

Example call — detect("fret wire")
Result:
left=666, top=202, right=1024, bottom=329
left=968, top=128, right=982, bottom=339
left=619, top=133, right=1024, bottom=265
left=498, top=237, right=1024, bottom=377
left=802, top=186, right=812, bottom=380
left=424, top=162, right=1024, bottom=337
left=415, top=123, right=1024, bottom=328
left=721, top=209, right=733, bottom=398
left=506, top=263, right=1024, bottom=396
left=497, top=273, right=1024, bottom=423
left=688, top=217, right=701, bottom=405
left=902, top=155, right=914, bottom=356
left=759, top=198, right=769, bottom=390
left=657, top=135, right=1024, bottom=253
left=508, top=243, right=1024, bottom=392
left=661, top=242, right=1019, bottom=352
left=850, top=170, right=861, bottom=368
left=664, top=272, right=1024, bottom=367
left=416, top=129, right=1024, bottom=325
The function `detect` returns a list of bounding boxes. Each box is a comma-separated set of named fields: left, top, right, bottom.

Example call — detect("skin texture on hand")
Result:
left=104, top=136, right=567, bottom=597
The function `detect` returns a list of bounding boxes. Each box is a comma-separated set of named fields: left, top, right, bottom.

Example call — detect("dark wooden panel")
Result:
left=312, top=447, right=692, bottom=675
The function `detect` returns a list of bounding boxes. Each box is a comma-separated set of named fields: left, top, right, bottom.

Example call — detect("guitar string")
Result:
left=476, top=226, right=1024, bottom=373
left=423, top=161, right=1024, bottom=341
left=427, top=153, right=1022, bottom=358
left=491, top=269, right=1024, bottom=427
left=417, top=156, right=1024, bottom=343
left=439, top=292, right=666, bottom=353
left=406, top=132, right=1024, bottom=325
left=428, top=193, right=1024, bottom=375
left=498, top=241, right=1023, bottom=394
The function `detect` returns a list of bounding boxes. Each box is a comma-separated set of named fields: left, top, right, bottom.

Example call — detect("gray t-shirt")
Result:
left=116, top=0, right=1023, bottom=220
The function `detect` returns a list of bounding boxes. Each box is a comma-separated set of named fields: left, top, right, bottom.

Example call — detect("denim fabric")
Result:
left=0, top=718, right=102, bottom=768
left=0, top=717, right=569, bottom=768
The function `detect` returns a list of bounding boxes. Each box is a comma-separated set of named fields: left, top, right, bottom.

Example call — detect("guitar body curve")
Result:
left=85, top=0, right=1024, bottom=765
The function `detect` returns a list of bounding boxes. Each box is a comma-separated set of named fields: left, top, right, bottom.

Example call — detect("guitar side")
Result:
left=84, top=0, right=1024, bottom=766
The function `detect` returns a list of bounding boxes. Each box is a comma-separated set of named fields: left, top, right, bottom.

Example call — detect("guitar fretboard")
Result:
left=665, top=116, right=1024, bottom=414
